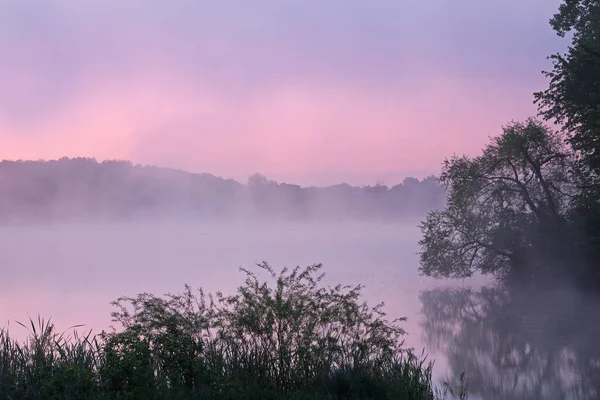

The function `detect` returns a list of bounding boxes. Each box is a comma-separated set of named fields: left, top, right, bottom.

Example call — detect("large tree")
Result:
left=419, top=1, right=600, bottom=288
left=534, top=0, right=600, bottom=189
left=533, top=1, right=600, bottom=286
left=419, top=119, right=576, bottom=282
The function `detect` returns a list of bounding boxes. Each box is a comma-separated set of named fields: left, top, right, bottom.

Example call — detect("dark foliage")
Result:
left=420, top=0, right=600, bottom=290
left=419, top=119, right=581, bottom=285
left=534, top=0, right=600, bottom=183
left=0, top=264, right=461, bottom=399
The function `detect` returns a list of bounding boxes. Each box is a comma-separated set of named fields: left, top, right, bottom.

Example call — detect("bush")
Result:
left=0, top=263, right=464, bottom=399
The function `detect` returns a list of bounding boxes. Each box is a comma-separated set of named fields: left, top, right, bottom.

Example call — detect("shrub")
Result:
left=0, top=263, right=464, bottom=399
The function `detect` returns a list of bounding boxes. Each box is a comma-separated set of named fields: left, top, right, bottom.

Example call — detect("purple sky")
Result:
left=0, top=0, right=565, bottom=185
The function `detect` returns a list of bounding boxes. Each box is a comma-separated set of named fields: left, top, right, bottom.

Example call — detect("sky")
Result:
left=0, top=0, right=566, bottom=186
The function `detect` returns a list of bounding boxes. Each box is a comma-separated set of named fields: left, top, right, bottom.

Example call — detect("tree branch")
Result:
left=521, top=146, right=561, bottom=220
left=477, top=172, right=542, bottom=219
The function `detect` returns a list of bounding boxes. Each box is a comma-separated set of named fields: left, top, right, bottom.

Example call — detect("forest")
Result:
left=0, top=158, right=444, bottom=222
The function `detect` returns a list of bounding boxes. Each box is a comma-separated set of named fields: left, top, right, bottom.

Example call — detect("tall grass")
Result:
left=0, top=317, right=102, bottom=399
left=0, top=263, right=467, bottom=399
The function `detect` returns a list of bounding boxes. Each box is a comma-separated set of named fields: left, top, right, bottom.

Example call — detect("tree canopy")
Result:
left=420, top=0, right=600, bottom=289
left=534, top=0, right=600, bottom=190
left=419, top=119, right=575, bottom=282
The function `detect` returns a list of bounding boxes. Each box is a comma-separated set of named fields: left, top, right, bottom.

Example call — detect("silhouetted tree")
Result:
left=532, top=0, right=600, bottom=286
left=535, top=1, right=600, bottom=187
left=419, top=119, right=576, bottom=283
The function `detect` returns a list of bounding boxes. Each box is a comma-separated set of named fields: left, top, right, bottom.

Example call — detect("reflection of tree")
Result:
left=420, top=286, right=600, bottom=399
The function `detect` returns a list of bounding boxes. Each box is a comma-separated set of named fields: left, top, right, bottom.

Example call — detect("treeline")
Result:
left=419, top=1, right=600, bottom=290
left=0, top=158, right=445, bottom=222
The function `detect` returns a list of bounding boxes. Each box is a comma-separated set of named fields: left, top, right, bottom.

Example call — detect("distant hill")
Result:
left=0, top=158, right=446, bottom=222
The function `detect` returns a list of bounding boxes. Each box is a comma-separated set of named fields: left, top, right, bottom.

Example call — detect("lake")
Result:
left=1, top=221, right=598, bottom=399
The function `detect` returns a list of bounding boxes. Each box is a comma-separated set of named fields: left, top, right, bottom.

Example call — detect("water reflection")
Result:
left=420, top=286, right=600, bottom=400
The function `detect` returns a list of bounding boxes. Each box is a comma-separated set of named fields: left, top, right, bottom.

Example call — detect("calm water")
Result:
left=1, top=221, right=599, bottom=399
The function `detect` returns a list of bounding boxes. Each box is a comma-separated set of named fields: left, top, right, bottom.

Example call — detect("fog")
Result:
left=1, top=160, right=600, bottom=399
left=2, top=220, right=439, bottom=331
left=0, top=158, right=445, bottom=223
left=1, top=221, right=464, bottom=369
left=421, top=286, right=600, bottom=399
left=3, top=218, right=599, bottom=398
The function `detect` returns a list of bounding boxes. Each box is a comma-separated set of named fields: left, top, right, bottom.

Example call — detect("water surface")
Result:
left=1, top=221, right=598, bottom=399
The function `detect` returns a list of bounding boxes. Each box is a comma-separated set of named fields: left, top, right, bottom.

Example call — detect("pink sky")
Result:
left=0, top=0, right=565, bottom=186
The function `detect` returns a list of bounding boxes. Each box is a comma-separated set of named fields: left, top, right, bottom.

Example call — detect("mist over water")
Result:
left=2, top=220, right=599, bottom=399
left=421, top=286, right=600, bottom=399
left=4, top=219, right=598, bottom=398
left=1, top=221, right=462, bottom=366
left=1, top=0, right=598, bottom=397
left=2, top=221, right=429, bottom=325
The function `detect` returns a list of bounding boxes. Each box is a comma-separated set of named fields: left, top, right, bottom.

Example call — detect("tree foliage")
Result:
left=419, top=119, right=576, bottom=282
left=534, top=0, right=600, bottom=187
left=421, top=0, right=600, bottom=288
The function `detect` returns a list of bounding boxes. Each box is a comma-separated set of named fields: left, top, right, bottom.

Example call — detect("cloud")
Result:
left=0, top=0, right=565, bottom=184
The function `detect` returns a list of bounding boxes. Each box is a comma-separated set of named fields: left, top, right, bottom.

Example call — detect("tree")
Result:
left=419, top=119, right=576, bottom=283
left=533, top=1, right=600, bottom=287
left=534, top=0, right=600, bottom=190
